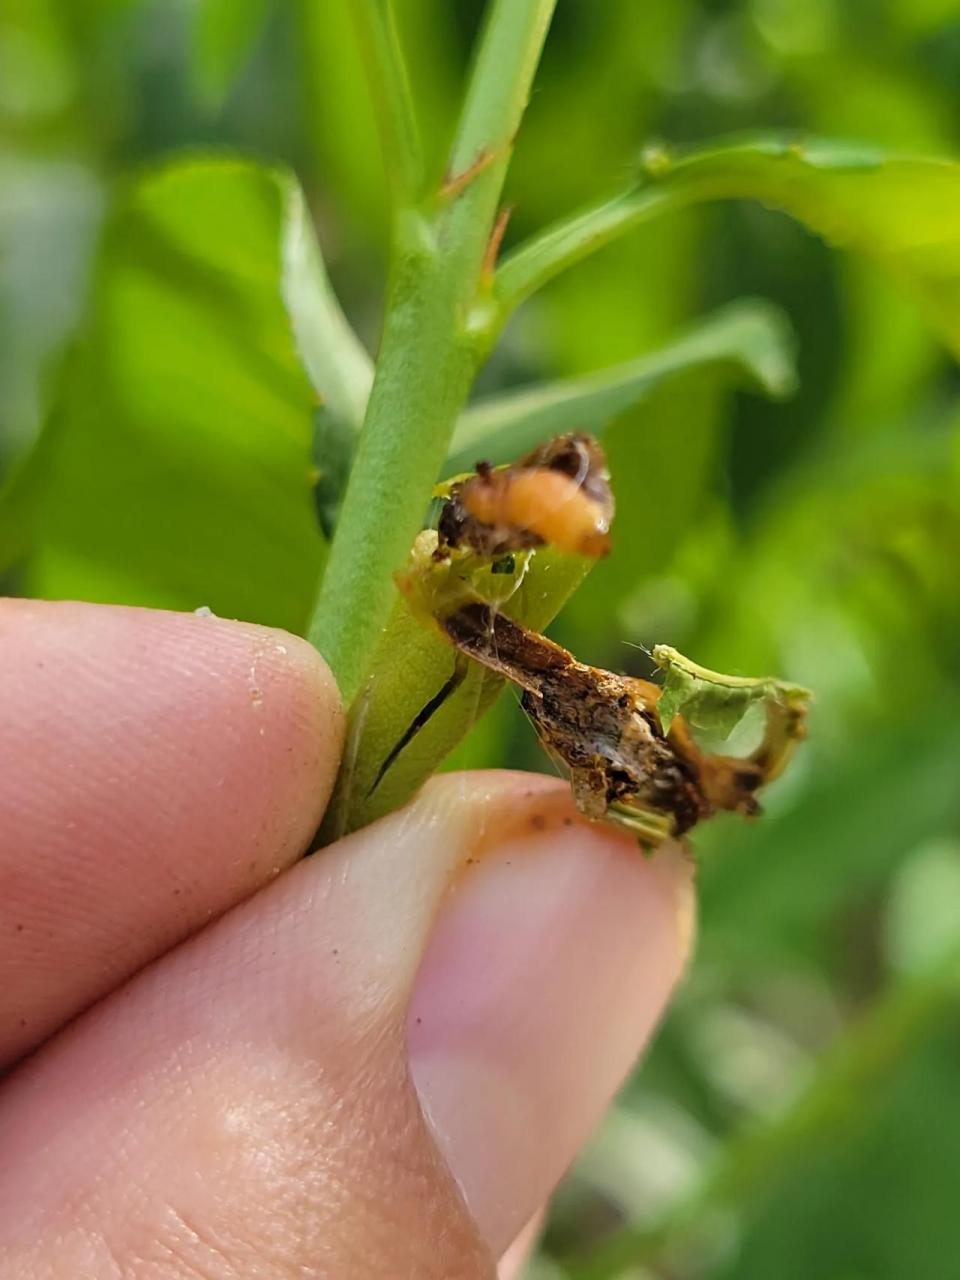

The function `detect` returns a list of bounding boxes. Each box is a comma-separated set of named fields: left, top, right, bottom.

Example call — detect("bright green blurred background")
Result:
left=3, top=2, right=960, bottom=1277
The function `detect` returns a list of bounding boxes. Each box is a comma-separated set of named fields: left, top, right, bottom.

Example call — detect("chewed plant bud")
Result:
left=397, top=430, right=811, bottom=849
left=440, top=602, right=809, bottom=847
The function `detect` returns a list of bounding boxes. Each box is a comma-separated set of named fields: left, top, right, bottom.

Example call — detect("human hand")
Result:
left=0, top=601, right=693, bottom=1278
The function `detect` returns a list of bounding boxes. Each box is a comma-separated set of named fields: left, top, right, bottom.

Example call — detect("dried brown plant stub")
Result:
left=437, top=432, right=614, bottom=560
left=439, top=602, right=806, bottom=846
left=397, top=429, right=809, bottom=846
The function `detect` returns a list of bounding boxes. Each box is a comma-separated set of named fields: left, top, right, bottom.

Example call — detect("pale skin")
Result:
left=0, top=600, right=694, bottom=1279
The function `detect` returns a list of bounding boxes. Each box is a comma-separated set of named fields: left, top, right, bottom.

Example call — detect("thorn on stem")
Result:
left=482, top=204, right=514, bottom=281
left=440, top=147, right=496, bottom=199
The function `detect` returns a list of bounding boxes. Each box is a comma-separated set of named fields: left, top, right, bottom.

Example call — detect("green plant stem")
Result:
left=350, top=1, right=423, bottom=204
left=447, top=0, right=555, bottom=190
left=564, top=949, right=960, bottom=1279
left=493, top=136, right=803, bottom=322
left=308, top=0, right=558, bottom=703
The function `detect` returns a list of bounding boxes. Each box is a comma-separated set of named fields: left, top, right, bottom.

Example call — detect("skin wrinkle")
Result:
left=145, top=1206, right=249, bottom=1280
left=4, top=973, right=489, bottom=1273
left=5, top=1227, right=125, bottom=1280
left=128, top=1054, right=488, bottom=1278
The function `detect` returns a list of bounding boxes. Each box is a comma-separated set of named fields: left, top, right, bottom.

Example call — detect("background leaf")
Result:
left=447, top=299, right=796, bottom=471
left=16, top=158, right=325, bottom=632
left=281, top=179, right=373, bottom=430
left=500, top=134, right=960, bottom=360
left=688, top=137, right=960, bottom=358
left=189, top=0, right=272, bottom=111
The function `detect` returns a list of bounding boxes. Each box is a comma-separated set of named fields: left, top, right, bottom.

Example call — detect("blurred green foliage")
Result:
left=16, top=160, right=325, bottom=626
left=3, top=1, right=960, bottom=1276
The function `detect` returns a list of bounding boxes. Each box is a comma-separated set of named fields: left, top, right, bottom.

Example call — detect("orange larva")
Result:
left=437, top=432, right=614, bottom=560
left=459, top=466, right=611, bottom=557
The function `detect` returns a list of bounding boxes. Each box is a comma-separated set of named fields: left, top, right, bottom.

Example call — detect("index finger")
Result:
left=0, top=599, right=342, bottom=1067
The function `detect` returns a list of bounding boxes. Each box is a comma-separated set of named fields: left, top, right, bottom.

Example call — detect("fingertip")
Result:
left=0, top=600, right=344, bottom=1063
left=207, top=613, right=346, bottom=810
left=420, top=769, right=696, bottom=967
left=2, top=599, right=344, bottom=847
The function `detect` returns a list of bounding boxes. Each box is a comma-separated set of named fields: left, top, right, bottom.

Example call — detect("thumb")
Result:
left=0, top=772, right=692, bottom=1277
left=407, top=773, right=694, bottom=1255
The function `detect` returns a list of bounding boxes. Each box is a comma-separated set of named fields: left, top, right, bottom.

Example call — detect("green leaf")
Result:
left=17, top=158, right=325, bottom=632
left=653, top=644, right=810, bottom=739
left=448, top=299, right=796, bottom=471
left=0, top=156, right=104, bottom=463
left=497, top=133, right=960, bottom=359
left=321, top=544, right=591, bottom=839
left=189, top=0, right=272, bottom=110
left=281, top=179, right=373, bottom=431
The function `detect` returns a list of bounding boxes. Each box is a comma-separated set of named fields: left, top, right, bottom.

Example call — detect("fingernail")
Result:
left=406, top=774, right=695, bottom=1256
